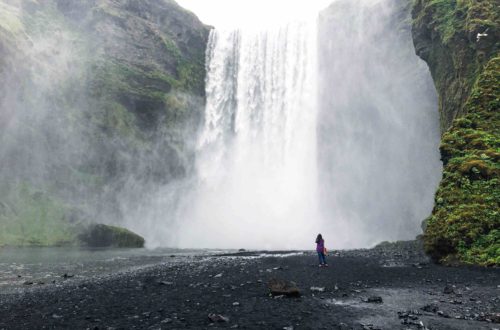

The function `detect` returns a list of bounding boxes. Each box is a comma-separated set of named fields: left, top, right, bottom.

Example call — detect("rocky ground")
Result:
left=0, top=241, right=498, bottom=329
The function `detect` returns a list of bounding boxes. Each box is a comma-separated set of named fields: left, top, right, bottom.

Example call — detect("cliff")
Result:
left=0, top=0, right=209, bottom=246
left=412, top=0, right=499, bottom=265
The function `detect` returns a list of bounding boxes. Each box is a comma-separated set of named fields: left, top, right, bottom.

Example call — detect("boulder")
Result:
left=78, top=224, right=145, bottom=248
left=268, top=278, right=300, bottom=297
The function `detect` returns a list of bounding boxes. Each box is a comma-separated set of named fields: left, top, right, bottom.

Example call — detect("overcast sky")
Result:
left=176, top=0, right=333, bottom=28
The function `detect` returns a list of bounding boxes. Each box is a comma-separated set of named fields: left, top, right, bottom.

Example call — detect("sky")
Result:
left=176, top=0, right=334, bottom=28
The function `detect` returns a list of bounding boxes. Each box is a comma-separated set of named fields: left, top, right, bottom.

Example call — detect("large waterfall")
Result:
left=176, top=22, right=321, bottom=249
left=171, top=0, right=442, bottom=250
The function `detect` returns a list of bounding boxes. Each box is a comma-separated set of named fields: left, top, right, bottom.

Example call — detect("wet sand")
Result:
left=0, top=241, right=498, bottom=329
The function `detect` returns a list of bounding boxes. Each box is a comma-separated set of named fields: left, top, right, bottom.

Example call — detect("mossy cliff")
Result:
left=0, top=0, right=209, bottom=246
left=412, top=0, right=499, bottom=265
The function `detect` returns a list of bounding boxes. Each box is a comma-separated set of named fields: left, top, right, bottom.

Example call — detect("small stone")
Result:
left=23, top=281, right=33, bottom=286
left=364, top=296, right=383, bottom=303
left=421, top=304, right=438, bottom=313
left=437, top=311, right=450, bottom=318
left=208, top=313, right=229, bottom=323
left=443, top=285, right=454, bottom=294
left=310, top=287, right=325, bottom=292
left=232, top=302, right=240, bottom=306
left=214, top=273, right=223, bottom=278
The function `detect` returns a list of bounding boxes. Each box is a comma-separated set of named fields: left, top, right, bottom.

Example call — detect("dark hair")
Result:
left=315, top=234, right=323, bottom=243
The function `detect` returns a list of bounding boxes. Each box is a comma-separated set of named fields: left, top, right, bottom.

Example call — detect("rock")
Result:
left=310, top=287, right=325, bottom=292
left=214, top=273, right=223, bottom=278
left=208, top=313, right=229, bottom=323
left=363, top=296, right=383, bottom=303
left=157, top=281, right=173, bottom=286
left=437, top=311, right=450, bottom=318
left=443, top=285, right=454, bottom=294
left=338, top=323, right=349, bottom=330
left=23, top=281, right=33, bottom=286
left=398, top=310, right=421, bottom=320
left=232, top=302, right=240, bottom=306
left=78, top=224, right=145, bottom=248
left=238, top=249, right=246, bottom=252
left=268, top=278, right=301, bottom=297
left=62, top=273, right=74, bottom=279
left=421, top=304, right=438, bottom=313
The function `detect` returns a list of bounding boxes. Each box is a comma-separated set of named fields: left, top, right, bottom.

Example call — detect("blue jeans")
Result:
left=317, top=251, right=326, bottom=265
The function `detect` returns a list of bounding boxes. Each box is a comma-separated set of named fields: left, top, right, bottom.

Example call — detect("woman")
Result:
left=315, top=234, right=328, bottom=267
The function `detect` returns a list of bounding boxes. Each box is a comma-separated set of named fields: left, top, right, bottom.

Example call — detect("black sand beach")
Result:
left=0, top=242, right=498, bottom=329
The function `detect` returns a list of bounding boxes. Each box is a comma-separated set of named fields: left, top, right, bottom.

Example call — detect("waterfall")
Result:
left=177, top=21, right=321, bottom=249
left=170, top=0, right=442, bottom=250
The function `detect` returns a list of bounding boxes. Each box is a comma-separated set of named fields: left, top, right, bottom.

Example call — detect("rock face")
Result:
left=78, top=224, right=145, bottom=248
left=0, top=0, right=209, bottom=246
left=412, top=0, right=499, bottom=265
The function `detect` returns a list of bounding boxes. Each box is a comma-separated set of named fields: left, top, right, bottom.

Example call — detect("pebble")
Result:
left=310, top=287, right=325, bottom=292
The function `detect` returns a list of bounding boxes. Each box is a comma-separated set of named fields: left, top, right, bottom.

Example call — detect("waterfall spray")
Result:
left=177, top=21, right=321, bottom=249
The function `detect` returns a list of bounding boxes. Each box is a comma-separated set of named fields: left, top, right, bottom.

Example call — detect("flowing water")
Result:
left=173, top=0, right=441, bottom=250
left=176, top=22, right=321, bottom=249
left=0, top=0, right=442, bottom=251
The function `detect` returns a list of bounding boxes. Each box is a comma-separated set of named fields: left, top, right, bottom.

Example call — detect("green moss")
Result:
left=92, top=3, right=127, bottom=20
left=162, top=35, right=183, bottom=62
left=424, top=57, right=500, bottom=266
left=414, top=0, right=499, bottom=45
left=0, top=183, right=77, bottom=247
left=178, top=58, right=206, bottom=93
left=91, top=59, right=174, bottom=104
left=78, top=224, right=145, bottom=248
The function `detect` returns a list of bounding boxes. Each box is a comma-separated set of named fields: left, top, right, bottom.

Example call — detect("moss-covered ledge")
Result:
left=412, top=0, right=499, bottom=266
left=78, top=224, right=145, bottom=248
left=424, top=57, right=499, bottom=266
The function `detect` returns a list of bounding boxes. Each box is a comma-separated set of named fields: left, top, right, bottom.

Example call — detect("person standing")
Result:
left=316, top=234, right=328, bottom=267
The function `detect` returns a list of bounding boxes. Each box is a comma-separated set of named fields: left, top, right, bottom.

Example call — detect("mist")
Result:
left=166, top=0, right=442, bottom=249
left=0, top=0, right=442, bottom=250
left=317, top=0, right=442, bottom=248
left=0, top=0, right=206, bottom=245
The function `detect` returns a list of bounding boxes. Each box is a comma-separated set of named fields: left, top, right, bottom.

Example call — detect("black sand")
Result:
left=0, top=242, right=498, bottom=329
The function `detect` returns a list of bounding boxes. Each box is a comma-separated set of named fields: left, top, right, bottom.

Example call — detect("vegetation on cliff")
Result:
left=413, top=0, right=499, bottom=265
left=0, top=0, right=209, bottom=247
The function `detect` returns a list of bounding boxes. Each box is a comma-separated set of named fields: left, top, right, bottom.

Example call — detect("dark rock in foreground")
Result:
left=268, top=278, right=301, bottom=297
left=78, top=224, right=145, bottom=248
